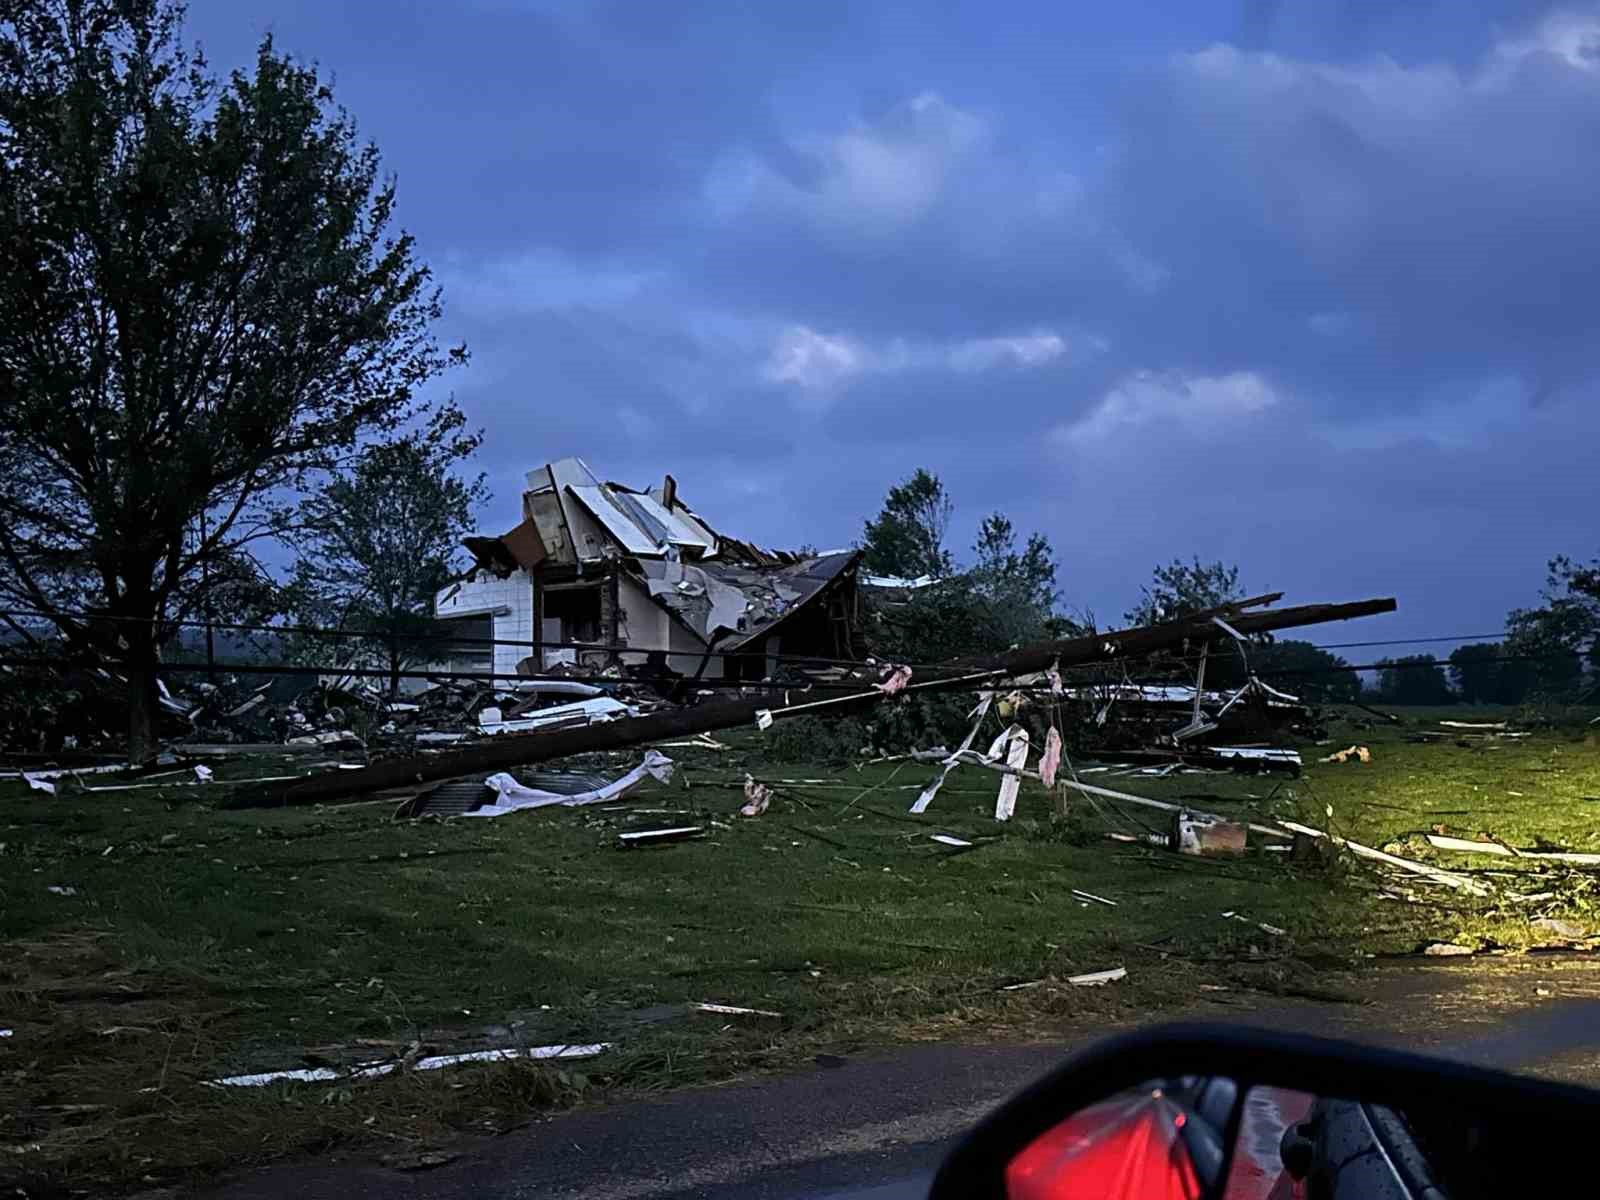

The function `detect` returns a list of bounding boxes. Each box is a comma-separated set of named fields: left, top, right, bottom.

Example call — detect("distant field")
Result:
left=3, top=704, right=1597, bottom=1193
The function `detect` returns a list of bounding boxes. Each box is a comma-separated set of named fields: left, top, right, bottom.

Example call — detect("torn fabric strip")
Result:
left=910, top=694, right=993, bottom=815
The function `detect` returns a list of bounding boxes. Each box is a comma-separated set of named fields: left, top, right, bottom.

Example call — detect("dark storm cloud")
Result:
left=184, top=1, right=1600, bottom=636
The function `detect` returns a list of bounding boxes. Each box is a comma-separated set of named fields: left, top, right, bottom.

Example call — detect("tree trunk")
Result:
left=126, top=619, right=162, bottom=765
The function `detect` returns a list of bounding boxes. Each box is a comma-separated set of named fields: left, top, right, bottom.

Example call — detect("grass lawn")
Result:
left=3, top=705, right=1598, bottom=1193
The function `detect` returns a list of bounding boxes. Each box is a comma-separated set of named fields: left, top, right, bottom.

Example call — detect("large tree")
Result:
left=1502, top=552, right=1598, bottom=700
left=862, top=476, right=1065, bottom=664
left=287, top=412, right=485, bottom=698
left=860, top=468, right=955, bottom=580
left=0, top=1, right=464, bottom=759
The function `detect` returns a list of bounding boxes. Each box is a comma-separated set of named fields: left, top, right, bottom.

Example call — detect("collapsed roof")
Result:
left=456, top=457, right=863, bottom=656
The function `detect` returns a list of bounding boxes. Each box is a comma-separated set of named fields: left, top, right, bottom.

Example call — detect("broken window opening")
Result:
left=435, top=615, right=494, bottom=675
left=540, top=583, right=605, bottom=668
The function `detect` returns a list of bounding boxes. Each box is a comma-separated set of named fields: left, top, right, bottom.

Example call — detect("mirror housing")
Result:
left=930, top=1021, right=1600, bottom=1200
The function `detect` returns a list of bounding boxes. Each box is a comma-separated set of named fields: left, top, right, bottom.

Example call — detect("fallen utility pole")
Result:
left=230, top=595, right=1395, bottom=808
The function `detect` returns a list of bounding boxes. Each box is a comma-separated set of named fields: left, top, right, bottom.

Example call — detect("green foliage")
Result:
left=286, top=412, right=487, bottom=695
left=1124, top=556, right=1242, bottom=627
left=860, top=468, right=955, bottom=579
left=759, top=716, right=873, bottom=763
left=0, top=1, right=463, bottom=755
left=1373, top=654, right=1455, bottom=705
left=861, top=471, right=1069, bottom=672
left=1501, top=552, right=1598, bottom=701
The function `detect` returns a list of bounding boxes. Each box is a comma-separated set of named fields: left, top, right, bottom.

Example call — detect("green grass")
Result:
left=2, top=706, right=1598, bottom=1193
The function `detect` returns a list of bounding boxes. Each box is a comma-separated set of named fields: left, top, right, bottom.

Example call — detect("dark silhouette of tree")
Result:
left=1124, top=557, right=1242, bottom=626
left=1448, top=643, right=1503, bottom=705
left=1252, top=639, right=1361, bottom=703
left=1374, top=655, right=1455, bottom=705
left=0, top=1, right=465, bottom=759
left=286, top=413, right=485, bottom=698
left=860, top=469, right=955, bottom=580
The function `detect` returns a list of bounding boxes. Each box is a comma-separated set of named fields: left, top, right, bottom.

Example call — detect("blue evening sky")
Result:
left=186, top=1, right=1599, bottom=644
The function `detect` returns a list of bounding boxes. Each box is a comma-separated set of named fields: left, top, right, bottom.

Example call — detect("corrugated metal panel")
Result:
left=566, top=485, right=662, bottom=556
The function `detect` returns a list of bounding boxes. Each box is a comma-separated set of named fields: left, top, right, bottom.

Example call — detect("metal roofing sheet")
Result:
left=566, top=484, right=662, bottom=556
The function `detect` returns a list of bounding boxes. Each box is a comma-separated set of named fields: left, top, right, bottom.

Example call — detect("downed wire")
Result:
left=227, top=596, right=1395, bottom=808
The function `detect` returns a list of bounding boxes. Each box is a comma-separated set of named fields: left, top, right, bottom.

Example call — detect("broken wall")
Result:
left=435, top=570, right=534, bottom=679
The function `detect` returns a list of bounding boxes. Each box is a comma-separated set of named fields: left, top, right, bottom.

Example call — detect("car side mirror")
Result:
left=929, top=1021, right=1600, bottom=1200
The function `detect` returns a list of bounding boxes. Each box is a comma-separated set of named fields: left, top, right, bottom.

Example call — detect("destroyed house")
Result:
left=434, top=458, right=866, bottom=683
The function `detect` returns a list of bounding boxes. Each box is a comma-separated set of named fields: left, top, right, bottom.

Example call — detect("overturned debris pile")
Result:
left=227, top=593, right=1396, bottom=808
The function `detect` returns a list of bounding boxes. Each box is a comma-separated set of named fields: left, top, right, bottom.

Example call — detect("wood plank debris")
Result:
left=930, top=834, right=973, bottom=847
left=1067, top=967, right=1127, bottom=986
left=1424, top=834, right=1600, bottom=865
left=690, top=1002, right=783, bottom=1018
left=1070, top=889, right=1117, bottom=907
left=1276, top=819, right=1490, bottom=896
left=1319, top=745, right=1371, bottom=764
left=617, top=826, right=704, bottom=847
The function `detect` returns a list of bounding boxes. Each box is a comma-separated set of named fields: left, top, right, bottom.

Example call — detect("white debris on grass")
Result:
left=208, top=1043, right=612, bottom=1088
left=471, top=751, right=674, bottom=817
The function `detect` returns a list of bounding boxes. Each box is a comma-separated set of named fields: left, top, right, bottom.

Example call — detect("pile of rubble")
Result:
left=0, top=662, right=670, bottom=757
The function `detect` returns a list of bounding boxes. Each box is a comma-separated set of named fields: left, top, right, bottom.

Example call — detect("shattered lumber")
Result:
left=1276, top=819, right=1490, bottom=896
left=231, top=595, right=1395, bottom=807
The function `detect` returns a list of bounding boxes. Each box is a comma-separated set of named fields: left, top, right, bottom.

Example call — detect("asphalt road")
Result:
left=200, top=958, right=1600, bottom=1200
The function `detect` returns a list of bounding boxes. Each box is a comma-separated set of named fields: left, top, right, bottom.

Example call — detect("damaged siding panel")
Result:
left=524, top=465, right=576, bottom=567
left=548, top=458, right=617, bottom=562
left=629, top=493, right=713, bottom=552
left=566, top=484, right=661, bottom=557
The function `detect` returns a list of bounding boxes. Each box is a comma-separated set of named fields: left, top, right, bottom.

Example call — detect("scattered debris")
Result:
left=1422, top=943, right=1475, bottom=957
left=617, top=826, right=704, bottom=848
left=930, top=834, right=973, bottom=848
left=1070, top=889, right=1117, bottom=907
left=1222, top=912, right=1287, bottom=937
left=46, top=884, right=76, bottom=896
left=1039, top=726, right=1063, bottom=789
left=1439, top=720, right=1507, bottom=731
left=740, top=775, right=771, bottom=817
left=1424, top=833, right=1600, bottom=865
left=1067, top=967, right=1127, bottom=987
left=992, top=725, right=1030, bottom=822
left=208, top=1043, right=611, bottom=1088
left=875, top=665, right=913, bottom=695
left=479, top=696, right=634, bottom=736
left=1319, top=745, right=1372, bottom=764
left=1175, top=812, right=1247, bottom=857
left=0, top=1028, right=12, bottom=1038
left=1277, top=819, right=1490, bottom=896
left=911, top=695, right=994, bottom=815
left=465, top=751, right=675, bottom=819
left=690, top=1002, right=782, bottom=1019
left=21, top=771, right=56, bottom=794
left=1061, top=778, right=1292, bottom=843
